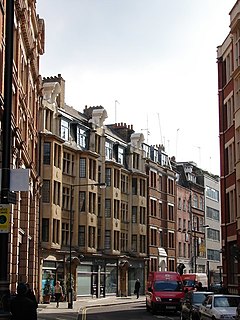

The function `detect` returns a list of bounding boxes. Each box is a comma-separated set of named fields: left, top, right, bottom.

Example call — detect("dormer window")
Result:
left=77, top=127, right=86, bottom=148
left=160, top=152, right=168, bottom=166
left=153, top=149, right=158, bottom=162
left=60, top=119, right=69, bottom=141
left=105, top=140, right=113, bottom=160
left=142, top=143, right=150, bottom=159
left=187, top=173, right=196, bottom=183
left=118, top=146, right=124, bottom=165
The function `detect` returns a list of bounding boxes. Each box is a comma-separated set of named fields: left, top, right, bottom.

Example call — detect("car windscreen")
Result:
left=214, top=297, right=240, bottom=308
left=154, top=280, right=183, bottom=292
left=192, top=293, right=210, bottom=304
left=183, top=280, right=195, bottom=287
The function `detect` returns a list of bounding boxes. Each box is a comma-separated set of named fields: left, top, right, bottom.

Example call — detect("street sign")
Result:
left=0, top=204, right=10, bottom=233
left=0, top=169, right=30, bottom=191
left=199, top=243, right=206, bottom=253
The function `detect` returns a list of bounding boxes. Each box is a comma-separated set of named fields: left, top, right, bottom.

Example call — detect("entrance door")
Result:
left=92, top=273, right=97, bottom=297
left=92, top=269, right=105, bottom=298
left=100, top=273, right=105, bottom=297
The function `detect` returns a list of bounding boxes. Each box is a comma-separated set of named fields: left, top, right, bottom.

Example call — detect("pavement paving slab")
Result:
left=37, top=295, right=145, bottom=315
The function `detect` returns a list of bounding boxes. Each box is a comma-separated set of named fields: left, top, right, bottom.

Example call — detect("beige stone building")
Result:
left=39, top=75, right=148, bottom=300
left=41, top=76, right=216, bottom=301
left=176, top=184, right=191, bottom=272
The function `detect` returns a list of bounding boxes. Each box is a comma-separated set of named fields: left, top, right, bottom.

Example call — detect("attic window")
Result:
left=77, top=127, right=86, bottom=148
left=105, top=140, right=113, bottom=160
left=118, top=146, right=124, bottom=164
left=60, top=119, right=69, bottom=141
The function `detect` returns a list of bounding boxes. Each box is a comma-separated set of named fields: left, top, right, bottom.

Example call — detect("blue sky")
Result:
left=36, top=0, right=237, bottom=175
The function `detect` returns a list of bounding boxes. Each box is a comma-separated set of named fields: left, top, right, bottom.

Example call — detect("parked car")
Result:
left=199, top=294, right=240, bottom=320
left=181, top=291, right=213, bottom=320
left=209, top=283, right=229, bottom=294
left=208, top=283, right=222, bottom=293
left=236, top=300, right=240, bottom=320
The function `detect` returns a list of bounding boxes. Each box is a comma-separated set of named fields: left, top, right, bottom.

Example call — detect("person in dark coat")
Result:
left=25, top=283, right=38, bottom=310
left=196, top=282, right=204, bottom=291
left=10, top=283, right=38, bottom=320
left=134, top=279, right=141, bottom=299
left=218, top=281, right=229, bottom=294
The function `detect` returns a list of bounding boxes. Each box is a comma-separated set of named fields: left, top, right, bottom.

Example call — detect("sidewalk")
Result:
left=37, top=295, right=145, bottom=315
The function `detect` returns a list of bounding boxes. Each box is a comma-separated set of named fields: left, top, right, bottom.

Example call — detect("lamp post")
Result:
left=207, top=260, right=210, bottom=290
left=194, top=226, right=197, bottom=273
left=202, top=224, right=209, bottom=287
left=68, top=182, right=106, bottom=309
left=0, top=1, right=14, bottom=319
left=217, top=265, right=223, bottom=284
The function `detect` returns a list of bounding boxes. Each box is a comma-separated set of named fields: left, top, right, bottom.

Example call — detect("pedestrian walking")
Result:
left=134, top=278, right=141, bottom=299
left=10, top=282, right=38, bottom=320
left=54, top=281, right=63, bottom=308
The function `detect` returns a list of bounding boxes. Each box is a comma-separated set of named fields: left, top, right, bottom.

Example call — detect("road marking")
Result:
left=80, top=306, right=86, bottom=320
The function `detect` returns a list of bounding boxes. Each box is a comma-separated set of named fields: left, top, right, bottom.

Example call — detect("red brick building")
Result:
left=0, top=0, right=44, bottom=300
left=217, top=0, right=240, bottom=293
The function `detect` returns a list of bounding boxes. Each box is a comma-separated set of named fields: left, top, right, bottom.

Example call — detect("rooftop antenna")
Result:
left=176, top=128, right=180, bottom=160
left=157, top=113, right=163, bottom=145
left=115, top=100, right=120, bottom=123
left=193, top=145, right=201, bottom=167
left=141, top=115, right=150, bottom=144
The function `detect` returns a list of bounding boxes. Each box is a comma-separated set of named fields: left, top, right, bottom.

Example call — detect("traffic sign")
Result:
left=0, top=204, right=10, bottom=233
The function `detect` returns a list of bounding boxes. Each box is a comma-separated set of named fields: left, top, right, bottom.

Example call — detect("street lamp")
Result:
left=202, top=224, right=210, bottom=288
left=68, top=182, right=106, bottom=309
left=193, top=226, right=197, bottom=273
left=207, top=260, right=210, bottom=290
left=0, top=1, right=14, bottom=319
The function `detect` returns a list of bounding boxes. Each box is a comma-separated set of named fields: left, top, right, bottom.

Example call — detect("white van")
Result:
left=195, top=273, right=208, bottom=288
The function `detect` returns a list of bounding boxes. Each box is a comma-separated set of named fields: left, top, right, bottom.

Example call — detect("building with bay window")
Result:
left=39, top=75, right=148, bottom=300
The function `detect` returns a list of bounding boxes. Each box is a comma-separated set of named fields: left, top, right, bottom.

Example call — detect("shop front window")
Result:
left=105, top=266, right=117, bottom=294
left=77, top=265, right=92, bottom=296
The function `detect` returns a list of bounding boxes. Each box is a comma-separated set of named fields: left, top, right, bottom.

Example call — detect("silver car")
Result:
left=181, top=291, right=213, bottom=320
left=199, top=294, right=240, bottom=320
